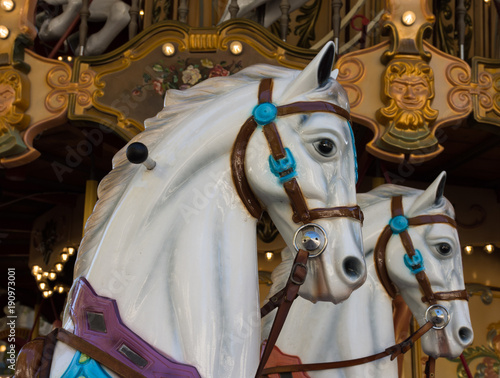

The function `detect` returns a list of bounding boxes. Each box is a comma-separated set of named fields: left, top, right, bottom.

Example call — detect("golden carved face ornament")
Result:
left=0, top=83, right=16, bottom=116
left=377, top=60, right=439, bottom=153
left=388, top=74, right=430, bottom=111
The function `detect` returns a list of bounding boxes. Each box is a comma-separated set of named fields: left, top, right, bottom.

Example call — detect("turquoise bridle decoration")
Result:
left=389, top=214, right=425, bottom=275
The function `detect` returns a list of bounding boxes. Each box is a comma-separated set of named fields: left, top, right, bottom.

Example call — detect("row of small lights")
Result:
left=0, top=0, right=15, bottom=39
left=464, top=244, right=496, bottom=255
left=31, top=247, right=76, bottom=298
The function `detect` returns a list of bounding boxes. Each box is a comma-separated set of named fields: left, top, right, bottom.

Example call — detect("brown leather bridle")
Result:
left=374, top=195, right=469, bottom=305
left=231, top=78, right=363, bottom=225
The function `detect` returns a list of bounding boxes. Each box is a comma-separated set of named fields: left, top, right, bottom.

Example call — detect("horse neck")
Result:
left=73, top=158, right=261, bottom=377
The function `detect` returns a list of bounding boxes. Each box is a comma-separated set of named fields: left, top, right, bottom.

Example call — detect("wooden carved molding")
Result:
left=336, top=41, right=474, bottom=164
left=471, top=57, right=500, bottom=130
left=70, top=19, right=317, bottom=141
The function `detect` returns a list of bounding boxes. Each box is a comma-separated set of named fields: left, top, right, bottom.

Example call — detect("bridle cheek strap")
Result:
left=231, top=78, right=362, bottom=225
left=374, top=196, right=468, bottom=305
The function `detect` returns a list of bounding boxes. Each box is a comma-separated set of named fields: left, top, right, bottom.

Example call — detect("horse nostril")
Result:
left=458, top=327, right=473, bottom=345
left=342, top=256, right=365, bottom=282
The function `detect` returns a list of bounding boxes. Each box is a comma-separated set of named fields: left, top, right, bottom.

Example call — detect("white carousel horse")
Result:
left=261, top=172, right=474, bottom=377
left=17, top=43, right=368, bottom=377
left=38, top=0, right=130, bottom=55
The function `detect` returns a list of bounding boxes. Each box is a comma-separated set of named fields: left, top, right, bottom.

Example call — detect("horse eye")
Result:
left=436, top=243, right=452, bottom=256
left=314, top=139, right=336, bottom=157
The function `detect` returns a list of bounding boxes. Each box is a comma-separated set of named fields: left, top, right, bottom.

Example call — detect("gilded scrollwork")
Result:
left=337, top=57, right=364, bottom=108
left=0, top=68, right=30, bottom=158
left=377, top=59, right=439, bottom=153
left=46, top=65, right=95, bottom=113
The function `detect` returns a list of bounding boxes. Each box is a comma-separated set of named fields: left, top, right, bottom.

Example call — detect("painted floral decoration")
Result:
left=133, top=58, right=243, bottom=97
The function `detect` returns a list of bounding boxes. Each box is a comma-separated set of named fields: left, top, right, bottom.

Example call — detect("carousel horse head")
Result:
left=367, top=172, right=473, bottom=358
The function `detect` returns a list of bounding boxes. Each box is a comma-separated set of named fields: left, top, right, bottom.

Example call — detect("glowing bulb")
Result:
left=36, top=273, right=42, bottom=281
left=32, top=265, right=41, bottom=275
left=162, top=43, right=175, bottom=57
left=484, top=244, right=495, bottom=254
left=67, top=56, right=72, bottom=62
left=0, top=344, right=6, bottom=352
left=0, top=25, right=10, bottom=39
left=43, top=271, right=49, bottom=277
left=57, top=286, right=65, bottom=293
left=61, top=253, right=68, bottom=261
left=139, top=9, right=144, bottom=16
left=48, top=272, right=57, bottom=280
left=42, top=290, right=53, bottom=298
left=402, top=11, right=416, bottom=26
left=464, top=246, right=473, bottom=255
left=55, top=263, right=64, bottom=272
left=67, top=247, right=75, bottom=255
left=265, top=251, right=274, bottom=261
left=0, top=0, right=15, bottom=11
left=39, top=282, right=46, bottom=290
left=230, top=41, right=243, bottom=55
left=57, top=56, right=63, bottom=61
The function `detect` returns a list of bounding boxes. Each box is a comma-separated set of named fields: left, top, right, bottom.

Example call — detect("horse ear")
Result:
left=280, top=41, right=336, bottom=103
left=407, top=171, right=447, bottom=217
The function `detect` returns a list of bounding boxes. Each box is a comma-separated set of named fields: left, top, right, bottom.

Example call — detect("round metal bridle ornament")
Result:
left=293, top=223, right=328, bottom=257
left=425, top=304, right=450, bottom=329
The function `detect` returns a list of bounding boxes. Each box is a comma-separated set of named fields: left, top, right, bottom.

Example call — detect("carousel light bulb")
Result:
left=0, top=25, right=10, bottom=39
left=139, top=9, right=144, bottom=16
left=265, top=251, right=274, bottom=261
left=32, top=265, right=41, bottom=275
left=464, top=245, right=473, bottom=255
left=36, top=273, right=43, bottom=281
left=39, top=282, right=46, bottom=290
left=67, top=247, right=75, bottom=255
left=61, top=253, right=68, bottom=261
left=57, top=286, right=65, bottom=293
left=57, top=56, right=63, bottom=61
left=67, top=56, right=72, bottom=62
left=484, top=244, right=495, bottom=254
left=230, top=41, right=243, bottom=55
left=402, top=11, right=416, bottom=26
left=0, top=0, right=14, bottom=11
left=55, top=263, right=64, bottom=272
left=0, top=344, right=6, bottom=352
left=42, top=290, right=53, bottom=298
left=43, top=271, right=49, bottom=277
left=48, top=271, right=57, bottom=280
left=162, top=43, right=175, bottom=57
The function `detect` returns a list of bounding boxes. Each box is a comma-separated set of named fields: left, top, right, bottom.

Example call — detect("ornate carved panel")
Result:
left=69, top=20, right=317, bottom=140
left=471, top=57, right=500, bottom=130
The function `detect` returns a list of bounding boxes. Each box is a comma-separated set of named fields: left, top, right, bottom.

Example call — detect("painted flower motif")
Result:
left=153, top=79, right=164, bottom=95
left=201, top=58, right=214, bottom=68
left=182, top=65, right=202, bottom=85
left=209, top=64, right=230, bottom=78
left=132, top=88, right=142, bottom=96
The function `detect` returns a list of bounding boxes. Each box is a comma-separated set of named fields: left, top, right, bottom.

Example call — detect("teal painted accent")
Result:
left=347, top=121, right=358, bottom=183
left=253, top=103, right=277, bottom=125
left=404, top=249, right=425, bottom=274
left=61, top=351, right=112, bottom=378
left=269, top=148, right=297, bottom=183
left=389, top=215, right=409, bottom=234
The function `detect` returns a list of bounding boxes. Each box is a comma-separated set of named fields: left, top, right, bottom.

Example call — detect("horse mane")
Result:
left=74, top=63, right=313, bottom=277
